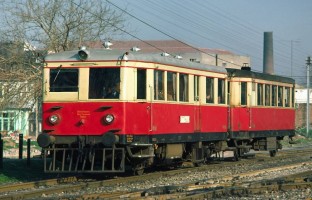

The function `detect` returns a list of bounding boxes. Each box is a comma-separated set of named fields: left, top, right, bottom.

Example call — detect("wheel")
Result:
left=233, top=150, right=241, bottom=161
left=194, top=161, right=204, bottom=167
left=133, top=168, right=144, bottom=176
left=269, top=150, right=277, bottom=157
left=132, top=163, right=145, bottom=175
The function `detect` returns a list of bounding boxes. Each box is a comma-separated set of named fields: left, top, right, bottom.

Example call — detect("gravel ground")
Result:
left=215, top=188, right=312, bottom=200
left=40, top=148, right=312, bottom=199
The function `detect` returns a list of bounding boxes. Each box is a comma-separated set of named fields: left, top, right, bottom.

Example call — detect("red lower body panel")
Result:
left=42, top=102, right=228, bottom=136
left=230, top=107, right=295, bottom=132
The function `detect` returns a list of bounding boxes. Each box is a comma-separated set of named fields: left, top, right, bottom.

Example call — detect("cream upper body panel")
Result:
left=43, top=49, right=228, bottom=103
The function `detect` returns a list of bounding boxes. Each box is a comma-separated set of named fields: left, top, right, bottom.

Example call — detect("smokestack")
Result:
left=263, top=32, right=274, bottom=74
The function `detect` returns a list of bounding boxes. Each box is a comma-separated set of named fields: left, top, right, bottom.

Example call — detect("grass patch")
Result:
left=0, top=158, right=55, bottom=185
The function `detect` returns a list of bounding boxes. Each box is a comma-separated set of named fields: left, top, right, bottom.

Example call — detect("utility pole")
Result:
left=307, top=56, right=311, bottom=137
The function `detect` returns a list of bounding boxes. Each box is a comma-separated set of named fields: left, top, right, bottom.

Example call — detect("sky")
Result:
left=110, top=0, right=312, bottom=86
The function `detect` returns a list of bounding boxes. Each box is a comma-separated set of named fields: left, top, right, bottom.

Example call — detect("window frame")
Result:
left=241, top=82, right=247, bottom=106
left=88, top=67, right=121, bottom=99
left=50, top=68, right=79, bottom=92
left=167, top=71, right=177, bottom=101
left=218, top=78, right=226, bottom=104
left=179, top=73, right=189, bottom=102
left=257, top=83, right=264, bottom=106
left=206, top=77, right=214, bottom=104
left=137, top=68, right=147, bottom=100
left=154, top=70, right=165, bottom=101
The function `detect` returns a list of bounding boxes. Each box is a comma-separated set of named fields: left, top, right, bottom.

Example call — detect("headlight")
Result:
left=78, top=46, right=89, bottom=60
left=49, top=114, right=60, bottom=125
left=104, top=114, right=114, bottom=124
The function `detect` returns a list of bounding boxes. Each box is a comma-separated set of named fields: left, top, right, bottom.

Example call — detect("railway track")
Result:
left=78, top=162, right=312, bottom=199
left=1, top=146, right=312, bottom=199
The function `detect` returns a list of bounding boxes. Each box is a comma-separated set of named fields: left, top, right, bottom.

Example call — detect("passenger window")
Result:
left=50, top=68, right=78, bottom=92
left=194, top=75, right=199, bottom=101
left=89, top=68, right=120, bottom=99
left=179, top=73, right=188, bottom=102
left=278, top=86, right=283, bottom=107
left=257, top=83, right=263, bottom=106
left=137, top=69, right=146, bottom=99
left=265, top=85, right=271, bottom=106
left=154, top=70, right=164, bottom=100
left=206, top=77, right=214, bottom=103
left=167, top=72, right=177, bottom=101
left=272, top=85, right=277, bottom=106
left=241, top=82, right=247, bottom=106
left=218, top=78, right=225, bottom=104
left=285, top=87, right=290, bottom=107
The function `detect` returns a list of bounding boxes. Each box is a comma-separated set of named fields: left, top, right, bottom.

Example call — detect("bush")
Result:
left=296, top=126, right=312, bottom=137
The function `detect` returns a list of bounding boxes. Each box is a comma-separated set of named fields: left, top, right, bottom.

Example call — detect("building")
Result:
left=0, top=42, right=41, bottom=137
left=0, top=80, right=40, bottom=137
left=294, top=88, right=312, bottom=128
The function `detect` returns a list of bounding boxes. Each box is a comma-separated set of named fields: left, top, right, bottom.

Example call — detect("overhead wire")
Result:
left=142, top=0, right=264, bottom=56
left=68, top=1, right=192, bottom=56
left=105, top=0, right=244, bottom=67
left=131, top=0, right=296, bottom=74
left=73, top=0, right=309, bottom=84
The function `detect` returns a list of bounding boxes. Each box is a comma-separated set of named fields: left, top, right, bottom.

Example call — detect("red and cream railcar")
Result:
left=38, top=47, right=230, bottom=173
left=37, top=47, right=295, bottom=174
left=227, top=68, right=295, bottom=157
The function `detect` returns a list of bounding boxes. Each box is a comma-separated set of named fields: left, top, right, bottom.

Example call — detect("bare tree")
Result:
left=0, top=40, right=42, bottom=111
left=0, top=0, right=127, bottom=134
left=2, top=0, right=126, bottom=52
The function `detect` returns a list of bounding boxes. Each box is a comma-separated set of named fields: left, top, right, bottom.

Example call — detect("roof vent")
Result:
left=78, top=46, right=89, bottom=61
left=190, top=58, right=200, bottom=63
left=174, top=55, right=183, bottom=59
left=241, top=63, right=251, bottom=71
left=161, top=52, right=170, bottom=57
left=103, top=41, right=113, bottom=49
left=130, top=46, right=141, bottom=52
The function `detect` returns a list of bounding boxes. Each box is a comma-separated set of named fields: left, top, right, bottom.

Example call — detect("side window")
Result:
left=194, top=75, right=199, bottom=101
left=278, top=86, right=283, bottom=107
left=89, top=68, right=120, bottom=99
left=50, top=68, right=78, bottom=92
left=272, top=85, right=277, bottom=106
left=265, top=84, right=271, bottom=106
left=285, top=87, right=290, bottom=107
left=167, top=72, right=177, bottom=101
left=206, top=77, right=214, bottom=103
left=1, top=112, right=15, bottom=131
left=218, top=78, right=225, bottom=104
left=154, top=70, right=164, bottom=100
left=179, top=73, right=188, bottom=102
left=137, top=69, right=146, bottom=99
left=241, top=82, right=247, bottom=106
left=257, top=83, right=263, bottom=106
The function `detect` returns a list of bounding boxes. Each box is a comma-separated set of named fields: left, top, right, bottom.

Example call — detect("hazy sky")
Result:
left=111, top=0, right=312, bottom=85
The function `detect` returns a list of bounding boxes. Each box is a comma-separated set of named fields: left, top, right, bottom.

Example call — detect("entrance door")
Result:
left=194, top=76, right=201, bottom=132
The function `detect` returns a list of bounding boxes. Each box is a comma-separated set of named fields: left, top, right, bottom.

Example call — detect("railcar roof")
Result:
left=226, top=68, right=295, bottom=84
left=45, top=48, right=227, bottom=74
